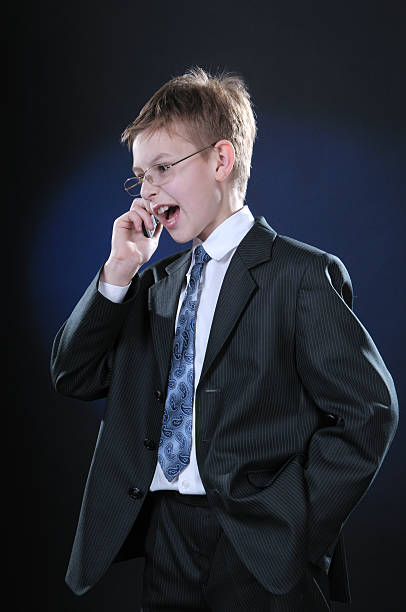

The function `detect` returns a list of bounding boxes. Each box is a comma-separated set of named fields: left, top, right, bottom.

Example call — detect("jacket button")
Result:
left=144, top=438, right=157, bottom=450
left=128, top=487, right=143, bottom=499
left=154, top=390, right=163, bottom=402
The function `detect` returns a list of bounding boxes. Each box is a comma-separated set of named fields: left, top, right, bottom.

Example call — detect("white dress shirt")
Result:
left=99, top=205, right=255, bottom=494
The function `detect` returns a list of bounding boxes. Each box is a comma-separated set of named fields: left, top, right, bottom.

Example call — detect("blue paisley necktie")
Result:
left=158, top=245, right=211, bottom=482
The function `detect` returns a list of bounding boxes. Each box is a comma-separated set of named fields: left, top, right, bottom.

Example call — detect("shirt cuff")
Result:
left=98, top=279, right=131, bottom=303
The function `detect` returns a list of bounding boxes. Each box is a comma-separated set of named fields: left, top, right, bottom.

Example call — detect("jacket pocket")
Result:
left=247, top=453, right=306, bottom=489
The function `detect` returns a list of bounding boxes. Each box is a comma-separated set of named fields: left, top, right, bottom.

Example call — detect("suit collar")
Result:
left=199, top=217, right=277, bottom=381
left=192, top=205, right=255, bottom=262
left=148, top=252, right=191, bottom=389
left=164, top=216, right=277, bottom=274
left=232, top=216, right=277, bottom=268
left=164, top=249, right=192, bottom=274
left=149, top=216, right=278, bottom=388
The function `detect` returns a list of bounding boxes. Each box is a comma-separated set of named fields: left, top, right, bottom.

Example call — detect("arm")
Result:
left=51, top=197, right=162, bottom=400
left=295, top=253, right=398, bottom=563
left=50, top=270, right=142, bottom=400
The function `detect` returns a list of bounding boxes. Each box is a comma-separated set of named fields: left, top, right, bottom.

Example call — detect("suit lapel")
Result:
left=148, top=217, right=277, bottom=389
left=148, top=250, right=192, bottom=389
left=200, top=218, right=277, bottom=382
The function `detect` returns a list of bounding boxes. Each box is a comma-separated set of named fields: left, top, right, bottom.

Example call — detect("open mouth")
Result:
left=165, top=206, right=178, bottom=221
left=155, top=205, right=180, bottom=224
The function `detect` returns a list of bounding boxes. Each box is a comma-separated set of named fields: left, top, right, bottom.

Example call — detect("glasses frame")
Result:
left=123, top=142, right=218, bottom=196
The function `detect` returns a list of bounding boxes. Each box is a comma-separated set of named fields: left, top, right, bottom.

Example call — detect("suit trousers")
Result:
left=140, top=491, right=332, bottom=612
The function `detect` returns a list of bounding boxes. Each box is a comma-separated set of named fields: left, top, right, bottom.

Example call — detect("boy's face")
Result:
left=131, top=125, right=232, bottom=243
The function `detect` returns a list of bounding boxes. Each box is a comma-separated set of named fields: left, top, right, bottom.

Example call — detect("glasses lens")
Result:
left=124, top=177, right=141, bottom=197
left=146, top=164, right=172, bottom=187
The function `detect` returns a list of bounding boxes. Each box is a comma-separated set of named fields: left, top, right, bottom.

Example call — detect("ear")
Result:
left=213, top=140, right=235, bottom=183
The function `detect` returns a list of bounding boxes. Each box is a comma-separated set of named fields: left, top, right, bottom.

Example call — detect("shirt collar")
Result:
left=192, top=205, right=255, bottom=262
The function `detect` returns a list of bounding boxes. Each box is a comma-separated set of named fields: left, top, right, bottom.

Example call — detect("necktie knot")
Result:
left=193, top=245, right=211, bottom=266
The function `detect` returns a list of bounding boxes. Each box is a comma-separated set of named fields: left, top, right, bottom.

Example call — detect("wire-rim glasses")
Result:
left=123, top=142, right=217, bottom=197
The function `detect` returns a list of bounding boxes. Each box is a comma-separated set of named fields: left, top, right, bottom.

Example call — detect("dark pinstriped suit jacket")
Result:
left=51, top=217, right=398, bottom=599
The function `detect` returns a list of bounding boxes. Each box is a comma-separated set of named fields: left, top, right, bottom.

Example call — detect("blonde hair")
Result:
left=121, top=67, right=257, bottom=198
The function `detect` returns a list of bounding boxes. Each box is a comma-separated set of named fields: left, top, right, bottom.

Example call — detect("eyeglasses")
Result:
left=123, top=142, right=217, bottom=197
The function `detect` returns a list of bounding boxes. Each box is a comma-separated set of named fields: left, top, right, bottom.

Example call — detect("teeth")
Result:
left=156, top=205, right=169, bottom=215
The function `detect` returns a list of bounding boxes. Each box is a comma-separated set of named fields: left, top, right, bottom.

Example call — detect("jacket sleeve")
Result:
left=50, top=268, right=142, bottom=401
left=295, top=252, right=398, bottom=564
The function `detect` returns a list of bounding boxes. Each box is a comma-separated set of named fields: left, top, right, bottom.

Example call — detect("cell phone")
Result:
left=142, top=214, right=159, bottom=238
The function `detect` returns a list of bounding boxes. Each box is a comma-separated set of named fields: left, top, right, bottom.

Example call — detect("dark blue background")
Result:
left=10, top=1, right=405, bottom=609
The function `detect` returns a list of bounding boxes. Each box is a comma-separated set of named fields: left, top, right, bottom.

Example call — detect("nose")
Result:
left=140, top=177, right=159, bottom=201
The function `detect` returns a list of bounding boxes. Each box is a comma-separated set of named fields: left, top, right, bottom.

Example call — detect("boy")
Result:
left=51, top=68, right=398, bottom=611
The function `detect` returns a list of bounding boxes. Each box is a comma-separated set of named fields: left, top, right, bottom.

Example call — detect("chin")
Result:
left=167, top=222, right=202, bottom=244
left=167, top=229, right=194, bottom=244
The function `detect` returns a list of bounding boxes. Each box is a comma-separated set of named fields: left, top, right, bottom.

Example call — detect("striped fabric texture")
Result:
left=51, top=217, right=398, bottom=599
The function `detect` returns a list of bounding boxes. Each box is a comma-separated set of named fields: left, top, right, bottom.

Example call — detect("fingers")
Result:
left=129, top=197, right=156, bottom=232
left=130, top=196, right=153, bottom=213
left=153, top=220, right=163, bottom=240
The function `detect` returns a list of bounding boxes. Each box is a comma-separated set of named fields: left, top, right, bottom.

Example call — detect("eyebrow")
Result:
left=132, top=151, right=174, bottom=174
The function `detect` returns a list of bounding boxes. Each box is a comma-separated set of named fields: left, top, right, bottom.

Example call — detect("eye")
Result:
left=156, top=164, right=171, bottom=173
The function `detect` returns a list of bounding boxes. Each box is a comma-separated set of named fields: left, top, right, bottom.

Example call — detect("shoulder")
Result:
left=274, top=233, right=327, bottom=262
left=256, top=214, right=347, bottom=274
left=252, top=218, right=352, bottom=303
left=275, top=233, right=347, bottom=274
left=275, top=234, right=353, bottom=307
left=251, top=216, right=333, bottom=264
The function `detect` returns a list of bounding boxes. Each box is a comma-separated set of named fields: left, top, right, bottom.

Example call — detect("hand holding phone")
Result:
left=142, top=214, right=159, bottom=238
left=101, top=200, right=162, bottom=286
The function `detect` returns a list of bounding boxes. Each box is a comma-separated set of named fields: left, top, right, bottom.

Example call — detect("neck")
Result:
left=221, top=188, right=245, bottom=219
